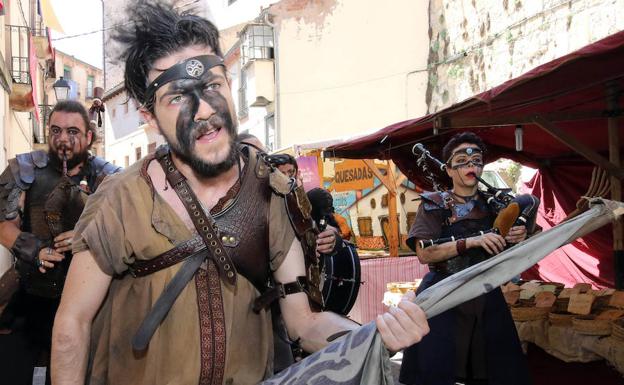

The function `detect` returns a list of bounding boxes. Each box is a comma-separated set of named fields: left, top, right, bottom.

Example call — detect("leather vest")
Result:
left=422, top=191, right=496, bottom=275
left=210, top=147, right=272, bottom=292
left=13, top=152, right=120, bottom=298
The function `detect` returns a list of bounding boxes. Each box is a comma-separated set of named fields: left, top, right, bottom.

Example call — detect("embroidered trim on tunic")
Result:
left=196, top=261, right=227, bottom=385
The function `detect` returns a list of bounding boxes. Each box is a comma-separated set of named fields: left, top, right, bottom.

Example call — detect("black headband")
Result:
left=143, top=54, right=225, bottom=106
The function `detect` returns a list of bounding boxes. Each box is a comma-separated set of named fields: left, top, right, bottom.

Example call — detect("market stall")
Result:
left=318, top=31, right=624, bottom=375
left=325, top=30, right=624, bottom=290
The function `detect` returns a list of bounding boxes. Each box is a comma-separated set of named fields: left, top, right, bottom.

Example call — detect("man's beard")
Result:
left=165, top=109, right=240, bottom=179
left=48, top=147, right=90, bottom=173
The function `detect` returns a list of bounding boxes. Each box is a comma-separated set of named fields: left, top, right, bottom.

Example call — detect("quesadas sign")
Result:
left=333, top=160, right=375, bottom=192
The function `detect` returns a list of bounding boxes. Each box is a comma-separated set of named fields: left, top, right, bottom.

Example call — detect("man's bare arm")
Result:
left=277, top=239, right=428, bottom=353
left=51, top=250, right=111, bottom=385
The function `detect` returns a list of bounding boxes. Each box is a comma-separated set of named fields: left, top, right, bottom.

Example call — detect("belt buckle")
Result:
left=278, top=284, right=286, bottom=299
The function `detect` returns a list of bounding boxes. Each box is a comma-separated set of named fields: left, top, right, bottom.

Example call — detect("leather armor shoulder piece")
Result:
left=254, top=151, right=271, bottom=179
left=31, top=150, right=49, bottom=168
left=269, top=167, right=296, bottom=196
left=13, top=151, right=49, bottom=188
left=420, top=191, right=452, bottom=211
left=239, top=143, right=271, bottom=180
left=91, top=156, right=122, bottom=176
left=16, top=151, right=48, bottom=185
left=0, top=164, right=23, bottom=221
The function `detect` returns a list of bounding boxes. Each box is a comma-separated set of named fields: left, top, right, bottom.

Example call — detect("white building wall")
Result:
left=104, top=93, right=165, bottom=167
left=207, top=0, right=279, bottom=29
left=273, top=0, right=430, bottom=149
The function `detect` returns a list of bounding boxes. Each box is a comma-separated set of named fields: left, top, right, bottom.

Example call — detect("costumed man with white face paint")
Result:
left=0, top=100, right=120, bottom=385
left=50, top=2, right=429, bottom=384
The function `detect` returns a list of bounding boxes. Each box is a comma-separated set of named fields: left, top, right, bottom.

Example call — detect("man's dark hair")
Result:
left=307, top=188, right=338, bottom=228
left=442, top=131, right=487, bottom=163
left=111, top=0, right=222, bottom=108
left=267, top=154, right=298, bottom=172
left=48, top=100, right=95, bottom=144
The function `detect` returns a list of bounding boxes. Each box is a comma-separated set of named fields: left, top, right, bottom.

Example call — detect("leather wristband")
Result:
left=11, top=232, right=42, bottom=266
left=456, top=238, right=467, bottom=255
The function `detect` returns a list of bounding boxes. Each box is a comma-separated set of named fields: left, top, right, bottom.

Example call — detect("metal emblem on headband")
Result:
left=185, top=59, right=205, bottom=78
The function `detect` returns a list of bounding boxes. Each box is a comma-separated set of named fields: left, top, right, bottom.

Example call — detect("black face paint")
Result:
left=147, top=55, right=239, bottom=178
left=162, top=74, right=238, bottom=178
left=48, top=128, right=89, bottom=172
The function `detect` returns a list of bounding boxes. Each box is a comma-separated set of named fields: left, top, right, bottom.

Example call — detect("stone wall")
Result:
left=427, top=0, right=624, bottom=113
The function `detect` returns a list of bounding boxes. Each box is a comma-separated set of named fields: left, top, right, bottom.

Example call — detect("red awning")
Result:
left=326, top=30, right=624, bottom=178
left=325, top=31, right=624, bottom=288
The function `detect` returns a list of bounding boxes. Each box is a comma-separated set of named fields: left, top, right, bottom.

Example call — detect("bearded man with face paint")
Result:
left=0, top=100, right=120, bottom=385
left=399, top=132, right=531, bottom=385
left=50, top=2, right=429, bottom=385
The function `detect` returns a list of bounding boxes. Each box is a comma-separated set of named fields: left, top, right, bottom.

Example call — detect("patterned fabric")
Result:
left=260, top=322, right=393, bottom=385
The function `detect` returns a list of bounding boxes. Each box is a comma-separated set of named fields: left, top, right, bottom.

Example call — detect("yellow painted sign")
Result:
left=333, top=160, right=374, bottom=192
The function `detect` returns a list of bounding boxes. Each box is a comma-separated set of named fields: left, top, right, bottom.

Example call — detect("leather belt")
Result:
left=130, top=236, right=204, bottom=277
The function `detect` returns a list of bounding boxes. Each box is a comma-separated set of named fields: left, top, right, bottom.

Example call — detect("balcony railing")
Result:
left=11, top=57, right=31, bottom=85
left=35, top=104, right=53, bottom=144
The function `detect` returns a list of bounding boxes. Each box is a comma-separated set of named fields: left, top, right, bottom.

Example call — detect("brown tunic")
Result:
left=72, top=153, right=295, bottom=385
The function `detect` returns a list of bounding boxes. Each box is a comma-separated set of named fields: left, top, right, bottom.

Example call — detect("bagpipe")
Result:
left=411, top=143, right=540, bottom=249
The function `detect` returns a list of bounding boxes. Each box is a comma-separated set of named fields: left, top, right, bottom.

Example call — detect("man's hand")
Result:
left=316, top=228, right=337, bottom=255
left=376, top=291, right=429, bottom=352
left=37, top=247, right=65, bottom=273
left=54, top=231, right=75, bottom=253
left=504, top=225, right=527, bottom=244
left=467, top=233, right=506, bottom=255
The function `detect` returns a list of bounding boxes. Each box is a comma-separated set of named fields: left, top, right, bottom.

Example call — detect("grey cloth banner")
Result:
left=260, top=199, right=623, bottom=384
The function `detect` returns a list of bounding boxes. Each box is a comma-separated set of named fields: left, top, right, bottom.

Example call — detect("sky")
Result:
left=48, top=0, right=104, bottom=69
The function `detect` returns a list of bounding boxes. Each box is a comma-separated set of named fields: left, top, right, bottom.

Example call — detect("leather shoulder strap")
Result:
left=155, top=146, right=238, bottom=286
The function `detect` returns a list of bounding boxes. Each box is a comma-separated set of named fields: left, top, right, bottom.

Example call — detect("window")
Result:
left=240, top=24, right=274, bottom=67
left=135, top=146, right=142, bottom=161
left=112, top=107, right=116, bottom=118
left=357, top=217, right=373, bottom=237
left=238, top=69, right=248, bottom=118
left=63, top=66, right=71, bottom=80
left=265, top=114, right=275, bottom=152
left=124, top=155, right=130, bottom=167
left=148, top=142, right=157, bottom=154
left=86, top=75, right=95, bottom=98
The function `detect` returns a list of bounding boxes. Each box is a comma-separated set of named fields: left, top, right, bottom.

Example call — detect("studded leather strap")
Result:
left=155, top=147, right=237, bottom=287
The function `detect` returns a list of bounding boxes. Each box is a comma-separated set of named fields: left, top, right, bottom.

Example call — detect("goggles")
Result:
left=447, top=147, right=484, bottom=170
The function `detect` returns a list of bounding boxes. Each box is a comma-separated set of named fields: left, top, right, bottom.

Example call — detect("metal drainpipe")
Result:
left=264, top=12, right=280, bottom=149
left=101, top=0, right=106, bottom=91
